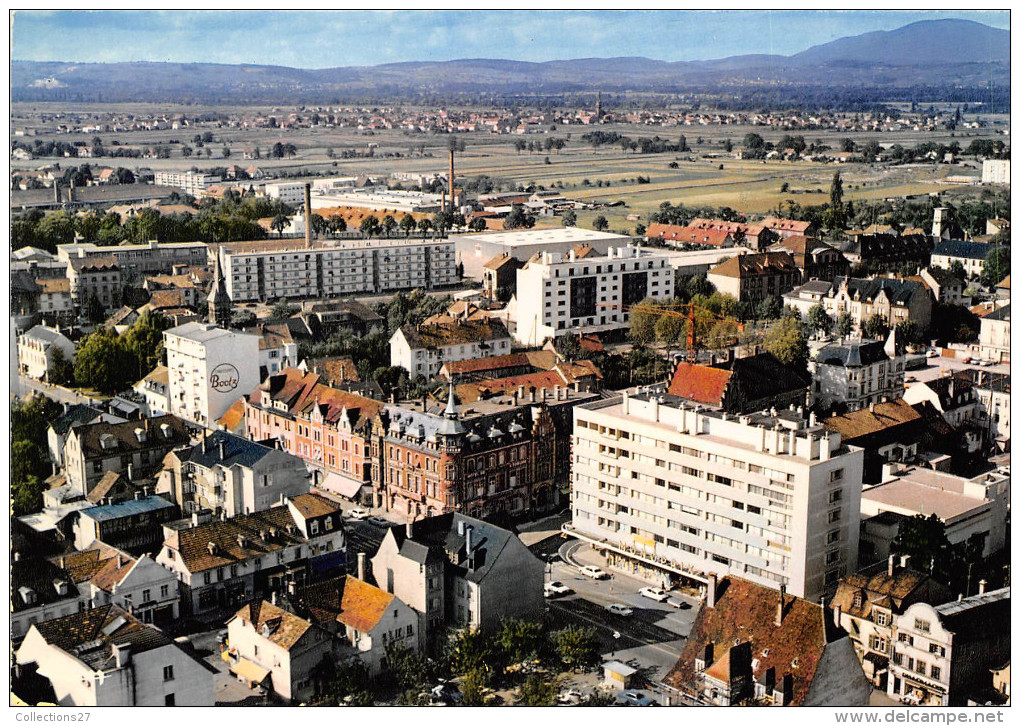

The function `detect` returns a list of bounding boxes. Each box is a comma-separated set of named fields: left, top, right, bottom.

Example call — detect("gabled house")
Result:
left=667, top=351, right=810, bottom=414
left=767, top=236, right=849, bottom=282
left=707, top=251, right=801, bottom=303
left=666, top=576, right=871, bottom=706
left=823, top=277, right=933, bottom=333
left=812, top=336, right=905, bottom=413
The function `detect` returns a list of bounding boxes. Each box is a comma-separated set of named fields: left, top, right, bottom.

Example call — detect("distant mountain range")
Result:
left=10, top=19, right=1010, bottom=106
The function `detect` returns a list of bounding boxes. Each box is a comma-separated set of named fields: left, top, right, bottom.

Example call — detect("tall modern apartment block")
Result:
left=569, top=389, right=864, bottom=601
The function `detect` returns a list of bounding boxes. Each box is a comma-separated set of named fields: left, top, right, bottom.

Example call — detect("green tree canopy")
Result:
left=980, top=246, right=1011, bottom=288
left=592, top=215, right=609, bottom=231
left=807, top=304, right=833, bottom=335
left=835, top=312, right=854, bottom=338
left=73, top=328, right=137, bottom=394
left=763, top=315, right=809, bottom=372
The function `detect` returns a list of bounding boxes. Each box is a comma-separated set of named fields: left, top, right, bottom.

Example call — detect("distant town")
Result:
left=9, top=12, right=1011, bottom=713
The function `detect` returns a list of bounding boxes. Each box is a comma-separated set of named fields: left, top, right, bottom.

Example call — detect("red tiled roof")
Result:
left=760, top=217, right=812, bottom=234
left=647, top=223, right=732, bottom=247
left=667, top=363, right=731, bottom=405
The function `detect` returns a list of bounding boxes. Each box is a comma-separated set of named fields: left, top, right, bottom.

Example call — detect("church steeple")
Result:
left=208, top=251, right=232, bottom=327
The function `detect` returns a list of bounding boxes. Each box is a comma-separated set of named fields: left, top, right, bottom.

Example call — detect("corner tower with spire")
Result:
left=208, top=251, right=232, bottom=327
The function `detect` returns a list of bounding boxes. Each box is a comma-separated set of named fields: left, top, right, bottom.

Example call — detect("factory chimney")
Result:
left=303, top=183, right=313, bottom=249
left=449, top=147, right=456, bottom=211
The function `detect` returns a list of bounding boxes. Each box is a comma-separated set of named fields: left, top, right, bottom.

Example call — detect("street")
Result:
left=15, top=373, right=103, bottom=406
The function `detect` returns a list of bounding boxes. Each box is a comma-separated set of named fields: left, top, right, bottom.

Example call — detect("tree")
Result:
left=980, top=246, right=1011, bottom=287
left=321, top=659, right=374, bottom=706
left=122, top=311, right=171, bottom=379
left=654, top=312, right=686, bottom=350
left=73, top=328, right=137, bottom=394
left=381, top=215, right=397, bottom=237
left=763, top=315, right=809, bottom=372
left=503, top=204, right=535, bottom=230
left=85, top=292, right=106, bottom=324
left=628, top=297, right=659, bottom=346
left=515, top=675, right=557, bottom=706
left=49, top=346, right=74, bottom=386
left=948, top=260, right=967, bottom=281
left=384, top=642, right=437, bottom=695
left=756, top=295, right=783, bottom=320
left=11, top=395, right=62, bottom=515
left=447, top=628, right=494, bottom=680
left=824, top=171, right=847, bottom=234
left=561, top=210, right=577, bottom=227
left=270, top=300, right=299, bottom=319
left=895, top=321, right=924, bottom=349
left=460, top=668, right=489, bottom=706
left=552, top=626, right=600, bottom=671
left=862, top=313, right=889, bottom=341
left=37, top=211, right=77, bottom=248
left=835, top=312, right=854, bottom=338
left=892, top=514, right=958, bottom=586
left=360, top=215, right=381, bottom=238
left=271, top=213, right=289, bottom=237
left=221, top=147, right=231, bottom=158
left=399, top=213, right=417, bottom=237
left=807, top=304, right=833, bottom=336
left=592, top=215, right=609, bottom=232
left=417, top=217, right=433, bottom=237
left=468, top=217, right=488, bottom=232
left=494, top=618, right=546, bottom=666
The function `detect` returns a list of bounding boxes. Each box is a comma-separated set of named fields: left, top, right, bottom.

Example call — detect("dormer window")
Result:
left=853, top=592, right=863, bottom=609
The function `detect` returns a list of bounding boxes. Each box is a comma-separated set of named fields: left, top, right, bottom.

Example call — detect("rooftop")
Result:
left=165, top=321, right=258, bottom=344
left=861, top=469, right=992, bottom=521
left=457, top=227, right=630, bottom=248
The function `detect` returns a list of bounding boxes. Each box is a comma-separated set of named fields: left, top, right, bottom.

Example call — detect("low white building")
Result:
left=154, top=170, right=221, bottom=196
left=390, top=319, right=512, bottom=379
left=860, top=466, right=1009, bottom=558
left=783, top=280, right=836, bottom=320
left=514, top=244, right=673, bottom=346
left=930, top=240, right=992, bottom=280
left=15, top=605, right=214, bottom=707
left=87, top=552, right=181, bottom=628
left=134, top=365, right=171, bottom=416
left=981, top=159, right=1010, bottom=185
left=17, top=325, right=74, bottom=381
left=164, top=322, right=261, bottom=427
left=978, top=304, right=1010, bottom=363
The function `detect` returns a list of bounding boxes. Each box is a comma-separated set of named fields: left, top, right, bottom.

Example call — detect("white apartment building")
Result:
left=812, top=337, right=905, bottom=412
left=978, top=304, right=1010, bottom=363
left=214, top=237, right=457, bottom=302
left=164, top=322, right=261, bottom=427
left=264, top=181, right=311, bottom=207
left=569, top=390, right=864, bottom=601
left=981, top=159, right=1010, bottom=185
left=515, top=244, right=673, bottom=346
left=153, top=170, right=221, bottom=196
left=310, top=187, right=443, bottom=213
left=58, top=240, right=208, bottom=280
left=390, top=319, right=512, bottom=379
left=456, top=227, right=631, bottom=279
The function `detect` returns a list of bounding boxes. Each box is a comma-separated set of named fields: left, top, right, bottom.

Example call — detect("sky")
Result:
left=10, top=9, right=1011, bottom=68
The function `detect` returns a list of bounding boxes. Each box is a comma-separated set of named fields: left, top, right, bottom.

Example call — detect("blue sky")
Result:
left=11, top=10, right=1010, bottom=67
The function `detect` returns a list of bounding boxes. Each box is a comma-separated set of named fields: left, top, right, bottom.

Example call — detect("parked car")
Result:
left=367, top=515, right=392, bottom=528
left=605, top=603, right=634, bottom=617
left=618, top=690, right=656, bottom=706
left=638, top=586, right=670, bottom=602
left=557, top=688, right=583, bottom=705
left=667, top=597, right=692, bottom=610
left=579, top=565, right=609, bottom=580
left=430, top=683, right=463, bottom=704
left=544, top=581, right=573, bottom=598
left=926, top=349, right=939, bottom=358
left=346, top=508, right=369, bottom=520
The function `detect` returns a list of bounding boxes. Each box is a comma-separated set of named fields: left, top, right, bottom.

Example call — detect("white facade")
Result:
left=311, top=187, right=443, bottom=213
left=88, top=555, right=181, bottom=626
left=218, top=238, right=457, bottom=302
left=264, top=182, right=310, bottom=206
left=570, top=391, right=864, bottom=601
left=456, top=227, right=632, bottom=279
left=981, top=159, right=1010, bottom=185
left=164, top=322, right=261, bottom=427
left=514, top=244, right=673, bottom=346
left=17, top=325, right=75, bottom=381
left=389, top=326, right=512, bottom=379
left=811, top=339, right=906, bottom=412
left=154, top=170, right=221, bottom=196
left=978, top=307, right=1010, bottom=363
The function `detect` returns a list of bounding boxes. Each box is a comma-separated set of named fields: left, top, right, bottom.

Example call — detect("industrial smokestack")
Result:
left=304, top=183, right=313, bottom=249
left=357, top=552, right=367, bottom=581
left=449, top=148, right=456, bottom=211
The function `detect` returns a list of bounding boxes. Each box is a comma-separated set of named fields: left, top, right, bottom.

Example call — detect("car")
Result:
left=667, top=597, right=693, bottom=610
left=346, top=508, right=369, bottom=520
left=579, top=565, right=609, bottom=580
left=367, top=515, right=392, bottom=528
left=926, top=349, right=939, bottom=358
left=215, top=630, right=229, bottom=646
left=544, top=581, right=573, bottom=598
left=430, top=683, right=463, bottom=704
left=618, top=690, right=656, bottom=706
left=638, top=586, right=670, bottom=602
left=557, top=688, right=583, bottom=705
left=605, top=603, right=633, bottom=617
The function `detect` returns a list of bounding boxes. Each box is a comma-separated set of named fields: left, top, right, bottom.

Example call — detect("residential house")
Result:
left=823, top=400, right=929, bottom=484
left=17, top=325, right=75, bottom=381
left=134, top=365, right=171, bottom=416
left=11, top=549, right=87, bottom=644
left=706, top=251, right=801, bottom=304
left=226, top=600, right=334, bottom=703
left=158, top=430, right=311, bottom=517
left=73, top=495, right=180, bottom=552
left=887, top=587, right=1010, bottom=706
left=760, top=217, right=817, bottom=239
left=667, top=351, right=810, bottom=414
left=823, top=277, right=933, bottom=333
left=14, top=605, right=214, bottom=707
left=294, top=571, right=420, bottom=674
left=646, top=223, right=736, bottom=248
left=955, top=369, right=1010, bottom=451
left=86, top=552, right=181, bottom=627
left=48, top=404, right=125, bottom=469
left=244, top=368, right=383, bottom=500
left=917, top=266, right=967, bottom=305
left=839, top=233, right=933, bottom=270
left=767, top=236, right=849, bottom=282
left=438, top=352, right=535, bottom=383
left=371, top=514, right=544, bottom=650
left=63, top=415, right=192, bottom=497
left=390, top=319, right=512, bottom=380
left=482, top=252, right=523, bottom=301
left=66, top=255, right=122, bottom=310
left=930, top=240, right=992, bottom=280
left=830, top=557, right=953, bottom=689
left=812, top=336, right=905, bottom=412
left=978, top=304, right=1010, bottom=363
left=454, top=360, right=602, bottom=403
left=902, top=374, right=983, bottom=457
left=665, top=576, right=872, bottom=706
left=300, top=299, right=385, bottom=340
left=155, top=494, right=346, bottom=617
left=782, top=279, right=835, bottom=320
left=36, top=277, right=74, bottom=323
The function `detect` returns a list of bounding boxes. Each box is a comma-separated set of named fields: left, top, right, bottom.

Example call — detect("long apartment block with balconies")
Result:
left=568, top=388, right=864, bottom=602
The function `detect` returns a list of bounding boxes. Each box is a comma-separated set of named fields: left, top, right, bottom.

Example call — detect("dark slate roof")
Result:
left=50, top=404, right=106, bottom=437
left=12, top=554, right=81, bottom=614
left=388, top=512, right=521, bottom=583
left=816, top=340, right=889, bottom=368
left=78, top=496, right=177, bottom=524
left=831, top=277, right=923, bottom=305
left=932, top=239, right=992, bottom=261
left=984, top=304, right=1011, bottom=322
left=180, top=430, right=276, bottom=470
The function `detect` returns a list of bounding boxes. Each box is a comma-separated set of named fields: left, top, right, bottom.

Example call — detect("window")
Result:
left=165, top=694, right=175, bottom=706
left=830, top=469, right=844, bottom=482
left=875, top=612, right=888, bottom=626
left=914, top=618, right=931, bottom=633
left=163, top=665, right=175, bottom=681
left=931, top=666, right=941, bottom=681
left=827, top=509, right=841, bottom=523
left=160, top=584, right=169, bottom=598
